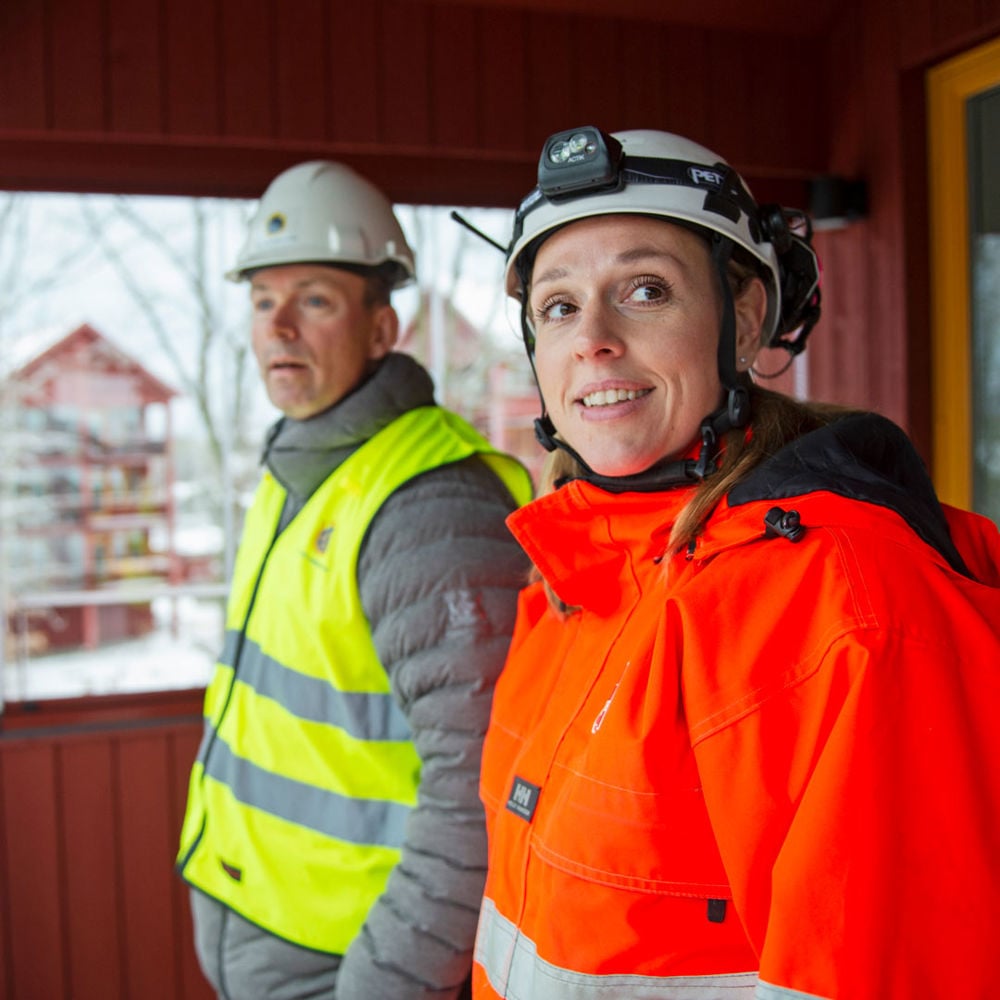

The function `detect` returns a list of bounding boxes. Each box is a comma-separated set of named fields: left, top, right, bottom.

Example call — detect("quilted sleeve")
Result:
left=335, top=455, right=531, bottom=1000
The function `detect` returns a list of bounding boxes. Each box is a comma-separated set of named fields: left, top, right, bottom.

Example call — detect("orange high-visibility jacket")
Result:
left=474, top=416, right=1000, bottom=1000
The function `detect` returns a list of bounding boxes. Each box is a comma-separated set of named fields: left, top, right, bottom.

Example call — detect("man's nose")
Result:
left=269, top=299, right=298, bottom=339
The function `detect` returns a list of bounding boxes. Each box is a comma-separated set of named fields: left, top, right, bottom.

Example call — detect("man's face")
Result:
left=249, top=264, right=398, bottom=420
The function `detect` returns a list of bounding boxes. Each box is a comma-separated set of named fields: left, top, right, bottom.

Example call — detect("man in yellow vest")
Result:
left=177, top=161, right=532, bottom=999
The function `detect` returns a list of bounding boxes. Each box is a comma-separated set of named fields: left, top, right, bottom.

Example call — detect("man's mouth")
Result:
left=580, top=388, right=651, bottom=408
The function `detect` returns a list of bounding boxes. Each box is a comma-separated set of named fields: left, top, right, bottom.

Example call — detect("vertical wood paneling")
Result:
left=807, top=228, right=872, bottom=408
left=170, top=729, right=214, bottom=1000
left=618, top=21, right=670, bottom=131
left=900, top=63, right=933, bottom=459
left=896, top=0, right=935, bottom=68
left=745, top=43, right=827, bottom=173
left=379, top=1, right=433, bottom=145
left=0, top=1, right=48, bottom=128
left=164, top=0, right=222, bottom=136
left=934, top=0, right=981, bottom=45
left=274, top=0, right=329, bottom=142
left=658, top=26, right=711, bottom=143
left=705, top=32, right=754, bottom=165
left=0, top=744, right=67, bottom=999
left=328, top=1, right=380, bottom=143
left=430, top=5, right=479, bottom=148
left=525, top=12, right=577, bottom=142
left=107, top=0, right=166, bottom=134
left=571, top=16, right=623, bottom=130
left=861, top=0, right=907, bottom=424
left=476, top=8, right=530, bottom=154
left=0, top=710, right=210, bottom=1000
left=218, top=0, right=276, bottom=139
left=48, top=0, right=105, bottom=131
left=0, top=746, right=11, bottom=1000
left=60, top=740, right=125, bottom=1000
left=118, top=733, right=182, bottom=1000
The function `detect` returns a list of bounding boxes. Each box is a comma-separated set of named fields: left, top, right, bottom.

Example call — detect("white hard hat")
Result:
left=505, top=127, right=820, bottom=347
left=227, top=160, right=416, bottom=287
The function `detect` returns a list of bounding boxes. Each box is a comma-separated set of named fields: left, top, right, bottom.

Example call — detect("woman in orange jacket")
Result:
left=472, top=126, right=1000, bottom=1000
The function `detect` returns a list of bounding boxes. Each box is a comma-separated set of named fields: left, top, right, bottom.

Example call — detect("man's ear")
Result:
left=734, top=277, right=767, bottom=371
left=368, top=305, right=400, bottom=360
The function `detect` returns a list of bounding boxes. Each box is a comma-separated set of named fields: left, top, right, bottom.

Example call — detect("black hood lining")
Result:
left=728, top=412, right=971, bottom=577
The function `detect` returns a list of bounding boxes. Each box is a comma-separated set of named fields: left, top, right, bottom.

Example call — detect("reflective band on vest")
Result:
left=475, top=898, right=759, bottom=999
left=178, top=406, right=532, bottom=953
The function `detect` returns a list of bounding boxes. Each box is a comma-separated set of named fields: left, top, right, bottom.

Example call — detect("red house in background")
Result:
left=6, top=323, right=179, bottom=653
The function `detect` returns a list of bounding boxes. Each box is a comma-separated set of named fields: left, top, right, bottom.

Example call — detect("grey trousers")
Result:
left=190, top=888, right=341, bottom=1000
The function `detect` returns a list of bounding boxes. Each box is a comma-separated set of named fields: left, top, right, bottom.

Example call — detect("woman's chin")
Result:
left=585, top=455, right=661, bottom=479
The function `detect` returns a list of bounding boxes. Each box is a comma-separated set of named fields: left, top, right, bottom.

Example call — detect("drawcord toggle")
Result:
left=764, top=506, right=805, bottom=542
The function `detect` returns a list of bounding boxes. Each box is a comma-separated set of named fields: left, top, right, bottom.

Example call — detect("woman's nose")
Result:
left=572, top=305, right=624, bottom=359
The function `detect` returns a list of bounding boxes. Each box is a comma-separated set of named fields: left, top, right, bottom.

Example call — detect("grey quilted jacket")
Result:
left=191, top=352, right=531, bottom=1000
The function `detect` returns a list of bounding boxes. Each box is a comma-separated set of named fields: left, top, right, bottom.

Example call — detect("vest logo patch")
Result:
left=506, top=775, right=541, bottom=822
left=314, top=525, right=333, bottom=555
left=220, top=860, right=243, bottom=882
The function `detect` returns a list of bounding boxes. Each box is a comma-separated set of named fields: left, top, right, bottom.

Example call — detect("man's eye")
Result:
left=303, top=295, right=331, bottom=309
left=252, top=298, right=274, bottom=312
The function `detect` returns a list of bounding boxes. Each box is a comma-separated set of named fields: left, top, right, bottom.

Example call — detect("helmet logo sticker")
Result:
left=266, top=212, right=286, bottom=235
left=688, top=167, right=724, bottom=188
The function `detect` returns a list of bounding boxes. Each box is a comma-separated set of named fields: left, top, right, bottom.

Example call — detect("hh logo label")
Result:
left=505, top=776, right=541, bottom=822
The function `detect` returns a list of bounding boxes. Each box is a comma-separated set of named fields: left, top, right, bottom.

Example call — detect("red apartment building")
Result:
left=6, top=322, right=178, bottom=652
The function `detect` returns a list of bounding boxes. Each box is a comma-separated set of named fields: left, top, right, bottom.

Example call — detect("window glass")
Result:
left=969, top=85, right=1000, bottom=524
left=0, top=193, right=533, bottom=704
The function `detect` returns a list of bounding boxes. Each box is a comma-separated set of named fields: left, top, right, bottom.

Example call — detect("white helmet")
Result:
left=505, top=126, right=820, bottom=349
left=227, top=160, right=416, bottom=287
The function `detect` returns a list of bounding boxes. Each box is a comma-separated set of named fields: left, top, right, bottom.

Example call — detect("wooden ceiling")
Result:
left=394, top=0, right=842, bottom=36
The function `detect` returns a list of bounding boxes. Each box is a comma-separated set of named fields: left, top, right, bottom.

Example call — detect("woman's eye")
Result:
left=626, top=278, right=668, bottom=304
left=535, top=299, right=575, bottom=323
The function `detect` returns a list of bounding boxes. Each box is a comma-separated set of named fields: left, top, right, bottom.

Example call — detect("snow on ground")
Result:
left=3, top=594, right=221, bottom=702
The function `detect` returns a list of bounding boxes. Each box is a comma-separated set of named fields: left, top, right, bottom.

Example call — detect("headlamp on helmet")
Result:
left=506, top=126, right=821, bottom=358
left=538, top=127, right=624, bottom=200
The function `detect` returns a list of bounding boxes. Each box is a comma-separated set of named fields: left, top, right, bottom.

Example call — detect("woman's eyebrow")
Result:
left=533, top=246, right=683, bottom=289
left=615, top=246, right=683, bottom=267
left=531, top=265, right=569, bottom=288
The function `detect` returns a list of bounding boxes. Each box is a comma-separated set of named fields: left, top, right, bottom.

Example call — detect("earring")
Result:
left=739, top=355, right=748, bottom=365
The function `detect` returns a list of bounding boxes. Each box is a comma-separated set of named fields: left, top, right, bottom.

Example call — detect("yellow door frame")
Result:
left=927, top=36, right=1000, bottom=509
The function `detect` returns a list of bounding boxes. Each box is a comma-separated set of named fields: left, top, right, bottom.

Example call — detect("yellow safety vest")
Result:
left=177, top=406, right=532, bottom=953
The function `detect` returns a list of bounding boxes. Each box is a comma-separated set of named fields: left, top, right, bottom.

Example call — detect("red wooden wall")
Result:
left=2, top=1, right=1000, bottom=996
left=0, top=694, right=211, bottom=1000
left=0, top=0, right=827, bottom=205
left=809, top=0, right=1000, bottom=455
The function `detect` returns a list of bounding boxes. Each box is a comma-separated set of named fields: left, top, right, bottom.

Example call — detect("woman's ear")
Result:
left=734, top=277, right=767, bottom=371
left=368, top=304, right=400, bottom=360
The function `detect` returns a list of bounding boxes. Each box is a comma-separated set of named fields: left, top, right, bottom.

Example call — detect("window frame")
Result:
left=927, top=36, right=1000, bottom=509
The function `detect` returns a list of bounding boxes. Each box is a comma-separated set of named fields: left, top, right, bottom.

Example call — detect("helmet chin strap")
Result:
left=521, top=234, right=749, bottom=494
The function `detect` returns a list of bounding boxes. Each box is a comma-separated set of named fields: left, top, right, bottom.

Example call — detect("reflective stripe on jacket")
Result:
left=179, top=405, right=533, bottom=953
left=474, top=479, right=1000, bottom=1000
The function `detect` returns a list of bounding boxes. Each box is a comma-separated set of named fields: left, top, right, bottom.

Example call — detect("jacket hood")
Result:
left=727, top=412, right=970, bottom=576
left=512, top=412, right=987, bottom=601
